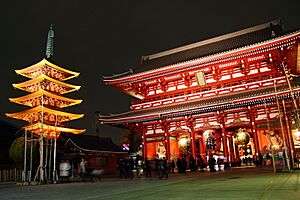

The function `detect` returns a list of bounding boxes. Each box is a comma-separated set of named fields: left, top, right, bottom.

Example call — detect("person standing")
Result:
left=176, top=158, right=182, bottom=173
left=118, top=158, right=126, bottom=179
left=128, top=157, right=135, bottom=179
left=157, top=159, right=163, bottom=179
left=266, top=153, right=271, bottom=166
left=258, top=153, right=263, bottom=167
left=189, top=156, right=196, bottom=172
left=162, top=157, right=168, bottom=178
left=171, top=159, right=176, bottom=174
left=154, top=155, right=160, bottom=177
left=208, top=155, right=216, bottom=172
left=135, top=157, right=141, bottom=178
left=181, top=157, right=187, bottom=174
left=79, top=158, right=87, bottom=181
left=197, top=156, right=205, bottom=172
left=145, top=159, right=152, bottom=179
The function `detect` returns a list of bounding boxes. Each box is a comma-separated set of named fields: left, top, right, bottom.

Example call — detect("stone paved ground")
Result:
left=0, top=167, right=299, bottom=200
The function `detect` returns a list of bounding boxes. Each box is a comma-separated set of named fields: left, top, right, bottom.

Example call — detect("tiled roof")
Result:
left=103, top=20, right=284, bottom=81
left=135, top=20, right=283, bottom=73
left=66, top=135, right=124, bottom=153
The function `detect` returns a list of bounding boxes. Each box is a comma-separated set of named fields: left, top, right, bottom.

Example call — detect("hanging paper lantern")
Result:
left=178, top=136, right=189, bottom=148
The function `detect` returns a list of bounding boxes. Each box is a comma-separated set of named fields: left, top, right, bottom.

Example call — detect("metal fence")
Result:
left=0, top=169, right=22, bottom=182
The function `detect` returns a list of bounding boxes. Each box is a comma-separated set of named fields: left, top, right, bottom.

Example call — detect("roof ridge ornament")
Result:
left=45, top=24, right=54, bottom=59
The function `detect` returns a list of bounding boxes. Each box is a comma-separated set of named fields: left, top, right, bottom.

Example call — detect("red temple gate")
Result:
left=100, top=20, right=300, bottom=168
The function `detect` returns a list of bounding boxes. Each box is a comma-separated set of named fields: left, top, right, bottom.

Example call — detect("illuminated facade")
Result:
left=100, top=20, right=300, bottom=168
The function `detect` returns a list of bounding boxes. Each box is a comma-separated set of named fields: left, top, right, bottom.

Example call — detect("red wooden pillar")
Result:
left=162, top=120, right=171, bottom=161
left=165, top=132, right=171, bottom=161
left=234, top=143, right=240, bottom=162
left=186, top=116, right=196, bottom=159
left=228, top=134, right=235, bottom=164
left=251, top=120, right=260, bottom=155
left=217, top=111, right=229, bottom=160
left=248, top=106, right=260, bottom=155
left=199, top=132, right=205, bottom=159
left=141, top=128, right=147, bottom=161
left=192, top=131, right=197, bottom=159
left=221, top=123, right=229, bottom=161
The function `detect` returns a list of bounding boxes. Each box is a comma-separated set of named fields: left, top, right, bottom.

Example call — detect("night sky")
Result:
left=1, top=1, right=299, bottom=144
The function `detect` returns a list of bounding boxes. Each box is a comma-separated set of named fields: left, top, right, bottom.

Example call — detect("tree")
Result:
left=9, top=137, right=39, bottom=169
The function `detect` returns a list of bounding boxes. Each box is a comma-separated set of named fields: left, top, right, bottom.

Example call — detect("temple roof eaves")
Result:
left=8, top=89, right=83, bottom=108
left=12, top=74, right=81, bottom=94
left=24, top=122, right=86, bottom=134
left=6, top=105, right=84, bottom=122
left=15, top=58, right=80, bottom=81
left=102, top=68, right=133, bottom=80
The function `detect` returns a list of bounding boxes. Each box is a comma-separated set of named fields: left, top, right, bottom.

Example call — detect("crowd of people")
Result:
left=115, top=154, right=226, bottom=180
left=117, top=157, right=133, bottom=179
left=65, top=150, right=298, bottom=184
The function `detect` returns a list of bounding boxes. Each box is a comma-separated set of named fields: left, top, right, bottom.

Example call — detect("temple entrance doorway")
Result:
left=234, top=128, right=255, bottom=166
left=169, top=128, right=192, bottom=160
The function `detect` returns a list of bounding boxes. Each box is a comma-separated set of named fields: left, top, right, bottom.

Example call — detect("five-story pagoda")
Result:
left=6, top=25, right=85, bottom=182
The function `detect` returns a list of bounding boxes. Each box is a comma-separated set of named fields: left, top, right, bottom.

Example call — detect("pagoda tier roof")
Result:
left=12, top=74, right=81, bottom=94
left=15, top=58, right=80, bottom=81
left=103, top=20, right=299, bottom=84
left=9, top=89, right=82, bottom=108
left=6, top=105, right=84, bottom=122
left=99, top=82, right=300, bottom=125
left=24, top=122, right=85, bottom=135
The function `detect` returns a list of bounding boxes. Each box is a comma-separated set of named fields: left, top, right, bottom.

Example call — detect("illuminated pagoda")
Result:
left=100, top=20, right=300, bottom=170
left=6, top=25, right=85, bottom=182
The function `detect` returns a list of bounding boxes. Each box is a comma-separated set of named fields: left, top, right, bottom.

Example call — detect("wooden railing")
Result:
left=0, top=168, right=22, bottom=182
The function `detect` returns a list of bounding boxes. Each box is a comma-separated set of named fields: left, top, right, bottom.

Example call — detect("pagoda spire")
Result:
left=45, top=24, right=54, bottom=59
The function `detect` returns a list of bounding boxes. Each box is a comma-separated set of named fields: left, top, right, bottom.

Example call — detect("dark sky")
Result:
left=1, top=0, right=299, bottom=144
